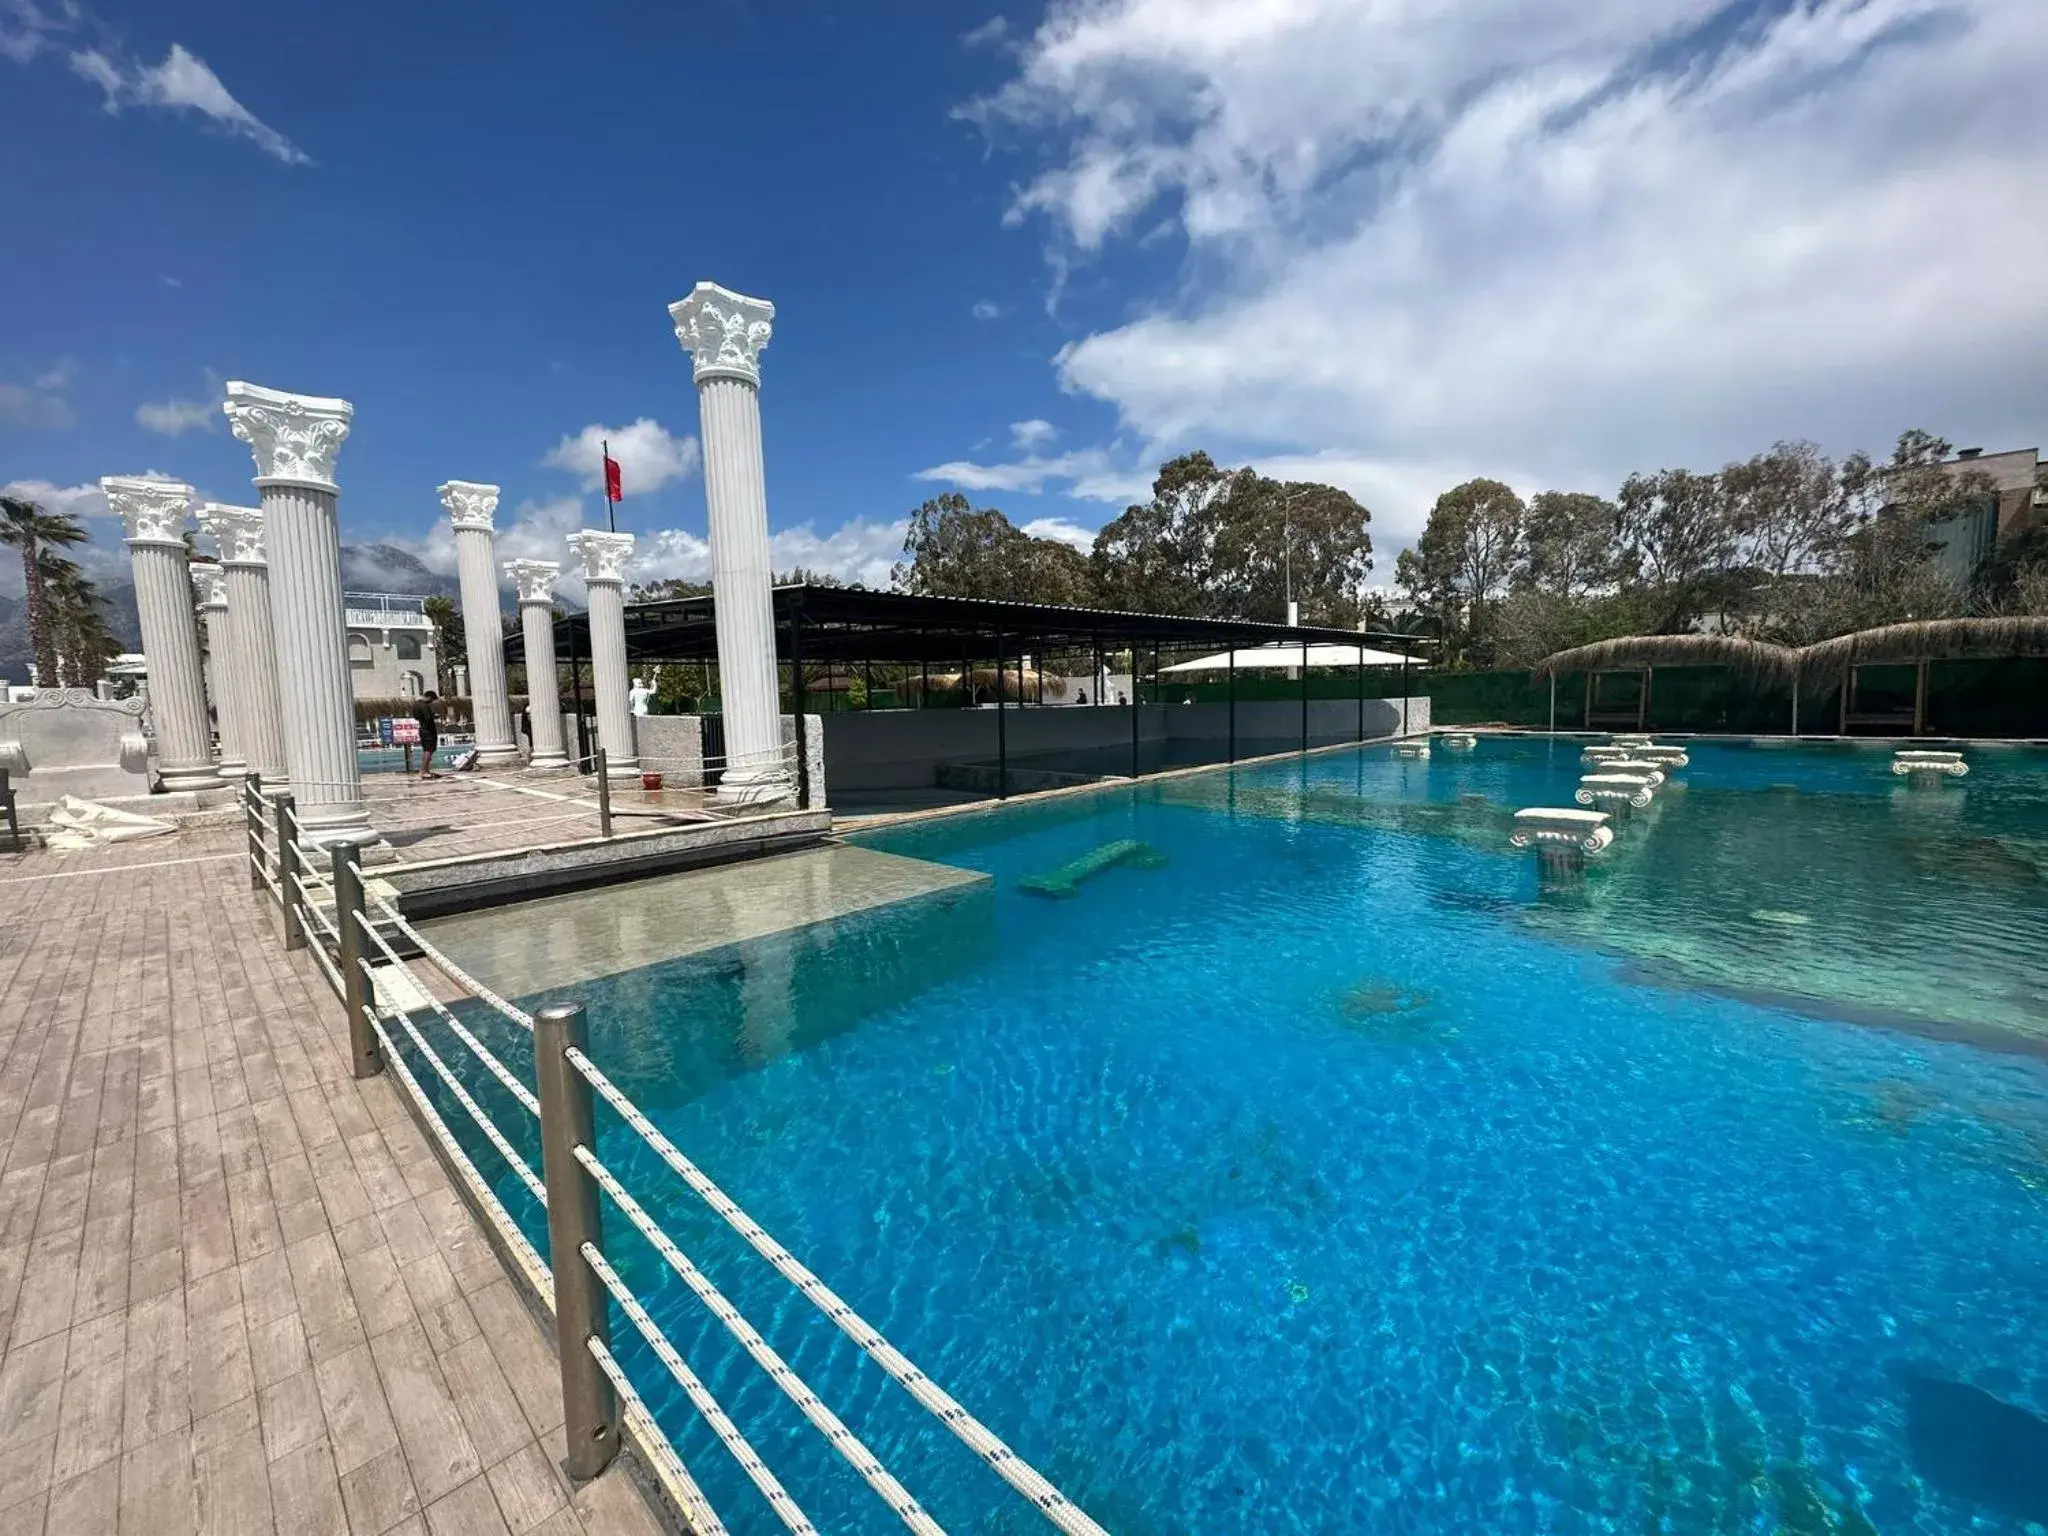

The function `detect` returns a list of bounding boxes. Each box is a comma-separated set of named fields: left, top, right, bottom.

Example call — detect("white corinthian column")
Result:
left=505, top=559, right=571, bottom=771
left=565, top=531, right=639, bottom=781
left=190, top=561, right=245, bottom=780
left=196, top=504, right=290, bottom=787
left=222, top=381, right=376, bottom=846
left=438, top=480, right=519, bottom=767
left=104, top=476, right=218, bottom=792
left=668, top=281, right=791, bottom=804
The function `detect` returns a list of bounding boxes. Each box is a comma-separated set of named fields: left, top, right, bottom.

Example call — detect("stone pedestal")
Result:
left=439, top=481, right=519, bottom=767
left=506, top=560, right=571, bottom=772
left=104, top=476, right=218, bottom=793
left=191, top=562, right=245, bottom=779
left=565, top=531, right=638, bottom=781
left=224, top=381, right=376, bottom=846
left=669, top=282, right=792, bottom=805
left=197, top=504, right=290, bottom=788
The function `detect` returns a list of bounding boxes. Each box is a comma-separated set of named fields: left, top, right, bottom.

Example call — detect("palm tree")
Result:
left=1, top=496, right=89, bottom=687
left=40, top=556, right=118, bottom=688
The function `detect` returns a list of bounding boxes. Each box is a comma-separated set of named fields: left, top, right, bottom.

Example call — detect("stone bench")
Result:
left=0, top=690, right=152, bottom=805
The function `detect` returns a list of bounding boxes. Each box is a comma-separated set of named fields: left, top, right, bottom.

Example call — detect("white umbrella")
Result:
left=1159, top=642, right=1424, bottom=673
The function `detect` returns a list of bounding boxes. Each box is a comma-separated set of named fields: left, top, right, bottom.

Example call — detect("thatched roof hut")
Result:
left=1796, top=617, right=2048, bottom=684
left=1531, top=634, right=1799, bottom=685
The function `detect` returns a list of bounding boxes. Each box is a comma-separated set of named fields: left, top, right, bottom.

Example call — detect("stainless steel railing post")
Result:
left=594, top=749, right=612, bottom=839
left=533, top=1001, right=619, bottom=1481
left=244, top=772, right=265, bottom=891
left=276, top=793, right=305, bottom=951
left=331, top=842, right=381, bottom=1079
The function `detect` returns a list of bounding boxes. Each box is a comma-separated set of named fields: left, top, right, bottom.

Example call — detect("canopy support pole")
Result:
left=1914, top=659, right=1930, bottom=737
left=919, top=630, right=928, bottom=711
left=1400, top=655, right=1410, bottom=734
left=1300, top=638, right=1309, bottom=754
left=1839, top=666, right=1851, bottom=735
left=1131, top=643, right=1140, bottom=779
left=567, top=616, right=588, bottom=769
left=790, top=608, right=809, bottom=809
left=1356, top=644, right=1365, bottom=741
left=1790, top=667, right=1799, bottom=738
left=995, top=627, right=1007, bottom=800
left=1228, top=647, right=1237, bottom=763
left=1638, top=667, right=1650, bottom=732
left=1548, top=673, right=1557, bottom=733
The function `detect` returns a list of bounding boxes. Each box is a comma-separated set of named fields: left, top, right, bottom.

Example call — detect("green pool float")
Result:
left=1020, top=839, right=1167, bottom=898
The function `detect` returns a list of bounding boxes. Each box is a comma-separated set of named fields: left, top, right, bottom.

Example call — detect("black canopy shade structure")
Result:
left=507, top=584, right=1433, bottom=802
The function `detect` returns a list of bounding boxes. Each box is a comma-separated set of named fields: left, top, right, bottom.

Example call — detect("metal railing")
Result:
left=238, top=799, right=1105, bottom=1533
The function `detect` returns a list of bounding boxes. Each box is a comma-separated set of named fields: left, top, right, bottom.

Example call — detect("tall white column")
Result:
left=506, top=560, right=571, bottom=772
left=438, top=481, right=519, bottom=767
left=566, top=531, right=639, bottom=781
left=669, top=281, right=792, bottom=805
left=197, top=504, right=290, bottom=787
left=190, top=561, right=245, bottom=779
left=223, top=381, right=376, bottom=846
left=104, top=476, right=218, bottom=793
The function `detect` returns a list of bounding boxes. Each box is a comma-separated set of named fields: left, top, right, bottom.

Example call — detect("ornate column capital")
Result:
left=566, top=530, right=635, bottom=585
left=104, top=475, right=195, bottom=547
left=223, top=381, right=353, bottom=492
left=196, top=503, right=268, bottom=566
left=439, top=480, right=502, bottom=531
left=669, top=281, right=774, bottom=386
left=505, top=558, right=562, bottom=605
left=190, top=561, right=228, bottom=608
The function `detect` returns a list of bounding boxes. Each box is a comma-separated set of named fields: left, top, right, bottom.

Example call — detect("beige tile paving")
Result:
left=0, top=820, right=667, bottom=1534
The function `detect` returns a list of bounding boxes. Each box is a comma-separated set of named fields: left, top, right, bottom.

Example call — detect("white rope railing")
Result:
left=363, top=1006, right=553, bottom=1307
left=587, top=1337, right=730, bottom=1536
left=291, top=873, right=338, bottom=940
left=580, top=1241, right=820, bottom=1536
left=575, top=1145, right=942, bottom=1535
left=566, top=1049, right=1107, bottom=1536
left=363, top=889, right=535, bottom=1030
left=302, top=932, right=345, bottom=999
left=348, top=904, right=541, bottom=1115
left=355, top=953, right=547, bottom=1205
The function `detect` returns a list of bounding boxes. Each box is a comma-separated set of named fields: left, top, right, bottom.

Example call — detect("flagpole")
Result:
left=602, top=438, right=616, bottom=533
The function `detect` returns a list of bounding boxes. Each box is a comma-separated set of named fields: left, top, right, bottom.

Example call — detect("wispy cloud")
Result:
left=135, top=397, right=214, bottom=436
left=971, top=299, right=1003, bottom=321
left=962, top=16, right=1010, bottom=50
left=970, top=0, right=2048, bottom=546
left=0, top=362, right=76, bottom=430
left=915, top=443, right=1149, bottom=503
left=543, top=418, right=700, bottom=496
left=70, top=41, right=309, bottom=165
left=1009, top=418, right=1058, bottom=451
left=1020, top=515, right=1097, bottom=552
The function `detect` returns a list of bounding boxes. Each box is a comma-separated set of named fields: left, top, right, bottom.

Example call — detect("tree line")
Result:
left=1396, top=430, right=2048, bottom=669
left=2, top=497, right=121, bottom=689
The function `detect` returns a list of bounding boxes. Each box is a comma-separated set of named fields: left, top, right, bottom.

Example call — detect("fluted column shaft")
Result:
left=127, top=538, right=217, bottom=792
left=223, top=558, right=289, bottom=784
left=585, top=578, right=637, bottom=779
left=520, top=600, right=569, bottom=770
left=452, top=523, right=517, bottom=766
left=699, top=377, right=787, bottom=800
left=262, top=482, right=371, bottom=840
left=194, top=574, right=245, bottom=779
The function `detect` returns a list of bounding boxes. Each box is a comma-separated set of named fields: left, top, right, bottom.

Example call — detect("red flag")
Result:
left=603, top=451, right=622, bottom=503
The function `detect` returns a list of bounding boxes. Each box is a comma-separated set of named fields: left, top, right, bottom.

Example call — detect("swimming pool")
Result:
left=428, top=736, right=2048, bottom=1534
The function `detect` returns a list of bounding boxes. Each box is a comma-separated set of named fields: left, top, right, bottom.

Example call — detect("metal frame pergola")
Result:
left=507, top=585, right=1431, bottom=802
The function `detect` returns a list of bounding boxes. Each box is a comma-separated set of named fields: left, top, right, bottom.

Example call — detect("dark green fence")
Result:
left=1427, top=659, right=2048, bottom=737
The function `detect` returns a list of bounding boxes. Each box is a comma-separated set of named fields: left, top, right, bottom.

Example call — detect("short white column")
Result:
left=669, top=281, right=791, bottom=805
left=197, top=504, right=290, bottom=787
left=438, top=481, right=519, bottom=767
left=104, top=476, right=217, bottom=793
left=223, top=381, right=376, bottom=846
left=190, top=561, right=246, bottom=779
left=506, top=560, right=571, bottom=772
left=566, top=531, right=639, bottom=781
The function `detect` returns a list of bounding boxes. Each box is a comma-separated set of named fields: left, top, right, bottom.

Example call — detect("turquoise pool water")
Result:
left=430, top=737, right=2048, bottom=1534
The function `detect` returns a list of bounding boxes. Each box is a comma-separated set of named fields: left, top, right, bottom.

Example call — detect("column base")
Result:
left=216, top=762, right=249, bottom=781
left=597, top=757, right=642, bottom=782
left=474, top=743, right=523, bottom=768
left=158, top=762, right=225, bottom=793
left=291, top=801, right=384, bottom=851
left=525, top=754, right=574, bottom=774
left=713, top=765, right=794, bottom=807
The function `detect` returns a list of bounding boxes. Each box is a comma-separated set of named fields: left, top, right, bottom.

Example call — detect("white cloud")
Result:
left=0, top=382, right=73, bottom=430
left=962, top=16, right=1010, bottom=49
left=135, top=397, right=214, bottom=436
left=769, top=519, right=909, bottom=588
left=32, top=359, right=76, bottom=392
left=973, top=0, right=2048, bottom=547
left=0, top=0, right=62, bottom=64
left=971, top=300, right=1003, bottom=321
left=543, top=418, right=700, bottom=496
left=1020, top=516, right=1097, bottom=552
left=1009, top=418, right=1058, bottom=451
left=0, top=478, right=109, bottom=522
left=68, top=41, right=309, bottom=165
left=915, top=445, right=1150, bottom=503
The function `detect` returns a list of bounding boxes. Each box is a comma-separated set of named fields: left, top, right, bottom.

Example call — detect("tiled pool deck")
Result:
left=0, top=821, right=666, bottom=1535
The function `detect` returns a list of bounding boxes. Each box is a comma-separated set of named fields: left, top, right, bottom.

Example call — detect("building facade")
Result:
left=1928, top=446, right=2044, bottom=589
left=344, top=593, right=439, bottom=700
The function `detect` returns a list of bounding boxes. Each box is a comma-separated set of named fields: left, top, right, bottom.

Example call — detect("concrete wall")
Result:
left=819, top=697, right=1430, bottom=791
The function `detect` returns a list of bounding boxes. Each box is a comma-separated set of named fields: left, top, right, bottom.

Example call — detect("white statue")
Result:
left=628, top=676, right=654, bottom=716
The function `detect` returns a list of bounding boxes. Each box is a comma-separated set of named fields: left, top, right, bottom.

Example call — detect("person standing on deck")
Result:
left=412, top=692, right=442, bottom=780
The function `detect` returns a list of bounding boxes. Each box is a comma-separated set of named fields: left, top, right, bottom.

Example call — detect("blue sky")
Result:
left=5, top=0, right=2046, bottom=600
